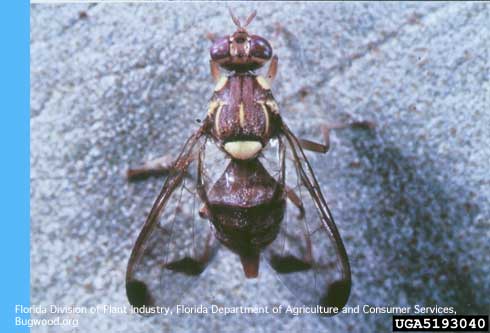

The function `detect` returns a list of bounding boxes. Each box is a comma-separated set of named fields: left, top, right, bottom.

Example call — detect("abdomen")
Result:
left=206, top=159, right=285, bottom=255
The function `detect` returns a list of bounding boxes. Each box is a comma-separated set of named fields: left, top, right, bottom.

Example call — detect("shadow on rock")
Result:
left=349, top=127, right=487, bottom=314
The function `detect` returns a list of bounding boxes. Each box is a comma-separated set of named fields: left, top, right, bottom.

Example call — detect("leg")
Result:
left=126, top=154, right=175, bottom=180
left=266, top=55, right=278, bottom=83
left=299, top=120, right=376, bottom=154
left=205, top=32, right=218, bottom=43
left=209, top=60, right=221, bottom=82
left=127, top=143, right=203, bottom=181
left=299, top=124, right=330, bottom=153
left=285, top=185, right=305, bottom=219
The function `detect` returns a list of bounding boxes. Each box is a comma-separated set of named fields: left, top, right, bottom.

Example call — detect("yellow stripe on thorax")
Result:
left=213, top=100, right=227, bottom=135
left=257, top=101, right=270, bottom=136
left=239, top=102, right=245, bottom=128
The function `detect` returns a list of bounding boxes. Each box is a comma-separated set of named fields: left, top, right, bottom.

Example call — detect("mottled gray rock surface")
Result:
left=30, top=2, right=490, bottom=332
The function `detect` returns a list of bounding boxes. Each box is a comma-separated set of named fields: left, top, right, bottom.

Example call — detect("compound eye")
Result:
left=249, top=35, right=272, bottom=60
left=210, top=36, right=230, bottom=61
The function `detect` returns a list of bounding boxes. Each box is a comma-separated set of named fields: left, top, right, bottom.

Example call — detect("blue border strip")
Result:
left=0, top=1, right=30, bottom=332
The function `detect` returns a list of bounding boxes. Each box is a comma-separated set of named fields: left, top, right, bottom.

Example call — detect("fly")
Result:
left=126, top=10, right=354, bottom=314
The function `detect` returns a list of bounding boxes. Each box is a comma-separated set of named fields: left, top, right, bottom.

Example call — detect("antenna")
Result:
left=228, top=9, right=257, bottom=29
left=243, top=10, right=257, bottom=28
left=228, top=8, right=242, bottom=28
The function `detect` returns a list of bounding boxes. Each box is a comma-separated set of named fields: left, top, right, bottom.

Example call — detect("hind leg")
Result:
left=126, top=154, right=176, bottom=180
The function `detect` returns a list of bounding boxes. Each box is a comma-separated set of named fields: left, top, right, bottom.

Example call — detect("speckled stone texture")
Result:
left=30, top=2, right=490, bottom=332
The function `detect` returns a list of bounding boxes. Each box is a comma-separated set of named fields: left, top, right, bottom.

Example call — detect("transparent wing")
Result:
left=126, top=127, right=220, bottom=310
left=263, top=123, right=351, bottom=312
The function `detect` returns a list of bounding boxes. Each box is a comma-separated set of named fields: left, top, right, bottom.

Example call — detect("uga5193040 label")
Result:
left=393, top=315, right=489, bottom=332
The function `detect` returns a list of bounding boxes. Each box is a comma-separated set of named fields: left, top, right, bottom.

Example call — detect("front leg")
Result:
left=209, top=60, right=221, bottom=82
left=267, top=55, right=278, bottom=83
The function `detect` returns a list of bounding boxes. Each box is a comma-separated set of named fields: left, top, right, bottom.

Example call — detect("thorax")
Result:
left=207, top=73, right=280, bottom=160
